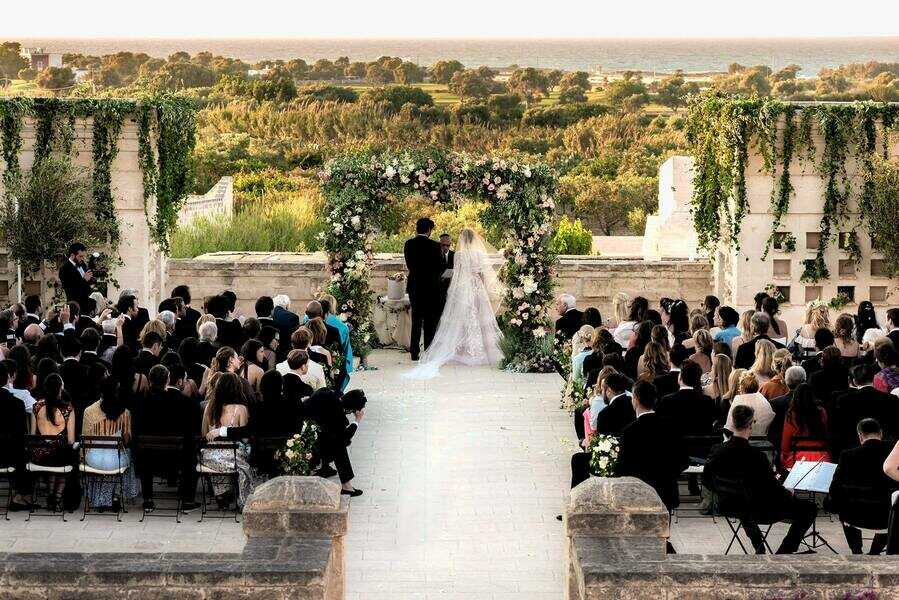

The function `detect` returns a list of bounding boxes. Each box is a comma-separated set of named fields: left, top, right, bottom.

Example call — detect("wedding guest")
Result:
left=754, top=292, right=769, bottom=311
left=832, top=364, right=899, bottom=459
left=171, top=285, right=202, bottom=341
left=666, top=299, right=691, bottom=345
left=834, top=313, right=861, bottom=359
left=571, top=325, right=595, bottom=381
left=780, top=383, right=830, bottom=470
left=759, top=349, right=791, bottom=400
left=638, top=341, right=670, bottom=384
left=704, top=404, right=817, bottom=554
left=594, top=372, right=636, bottom=436
left=702, top=295, right=720, bottom=329
left=272, top=295, right=301, bottom=359
left=887, top=308, right=899, bottom=349
left=855, top=301, right=882, bottom=344
left=258, top=326, right=280, bottom=370
left=735, top=313, right=784, bottom=370
left=583, top=307, right=602, bottom=329
left=613, top=295, right=647, bottom=347
left=3, top=358, right=35, bottom=415
left=303, top=388, right=366, bottom=497
left=307, top=318, right=334, bottom=368
left=238, top=339, right=266, bottom=392
left=201, top=372, right=253, bottom=508
left=874, top=343, right=899, bottom=394
left=134, top=331, right=163, bottom=376
left=790, top=302, right=831, bottom=360
left=655, top=360, right=717, bottom=436
left=319, top=293, right=354, bottom=385
left=30, top=374, right=76, bottom=512
left=277, top=328, right=327, bottom=390
left=609, top=291, right=631, bottom=331
left=749, top=339, right=776, bottom=385
left=242, top=317, right=261, bottom=343
left=809, top=346, right=850, bottom=406
left=0, top=362, right=29, bottom=510
left=116, top=294, right=141, bottom=351
left=725, top=371, right=774, bottom=436
left=762, top=297, right=788, bottom=345
left=208, top=295, right=245, bottom=351
left=729, top=309, right=757, bottom=355
left=801, top=329, right=836, bottom=376
left=282, top=350, right=314, bottom=408
left=703, top=352, right=733, bottom=407
left=688, top=329, right=713, bottom=374
left=554, top=294, right=584, bottom=341
left=767, top=365, right=807, bottom=451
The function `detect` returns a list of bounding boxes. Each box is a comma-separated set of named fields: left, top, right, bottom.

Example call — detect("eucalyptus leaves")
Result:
left=686, top=93, right=899, bottom=283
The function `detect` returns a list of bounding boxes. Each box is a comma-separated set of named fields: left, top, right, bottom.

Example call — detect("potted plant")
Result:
left=386, top=271, right=406, bottom=300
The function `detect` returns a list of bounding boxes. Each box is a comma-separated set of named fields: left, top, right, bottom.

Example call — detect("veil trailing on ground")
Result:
left=403, top=227, right=505, bottom=379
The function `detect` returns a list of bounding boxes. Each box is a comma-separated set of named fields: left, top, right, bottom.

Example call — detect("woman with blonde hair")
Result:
left=612, top=295, right=646, bottom=347
left=306, top=318, right=333, bottom=366
left=140, top=319, right=167, bottom=345
left=196, top=313, right=216, bottom=335
left=571, top=324, right=595, bottom=381
left=610, top=292, right=630, bottom=330
left=688, top=329, right=714, bottom=373
left=789, top=302, right=831, bottom=360
left=639, top=341, right=670, bottom=382
left=720, top=367, right=746, bottom=419
left=759, top=348, right=792, bottom=400
left=730, top=309, right=757, bottom=355
left=704, top=352, right=733, bottom=407
left=750, top=339, right=776, bottom=385
left=726, top=371, right=775, bottom=436
left=834, top=313, right=860, bottom=358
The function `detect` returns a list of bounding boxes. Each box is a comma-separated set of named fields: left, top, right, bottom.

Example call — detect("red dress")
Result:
left=780, top=409, right=830, bottom=470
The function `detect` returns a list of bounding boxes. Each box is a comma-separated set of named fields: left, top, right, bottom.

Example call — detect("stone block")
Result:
left=565, top=477, right=669, bottom=539
left=242, top=476, right=348, bottom=539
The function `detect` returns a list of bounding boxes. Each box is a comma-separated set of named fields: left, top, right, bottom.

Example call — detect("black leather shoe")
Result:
left=410, top=355, right=420, bottom=362
left=340, top=488, right=363, bottom=497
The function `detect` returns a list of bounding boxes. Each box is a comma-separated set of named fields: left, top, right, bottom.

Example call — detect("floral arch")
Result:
left=318, top=149, right=558, bottom=372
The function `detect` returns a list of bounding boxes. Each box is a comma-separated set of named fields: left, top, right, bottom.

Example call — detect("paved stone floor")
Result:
left=0, top=348, right=862, bottom=597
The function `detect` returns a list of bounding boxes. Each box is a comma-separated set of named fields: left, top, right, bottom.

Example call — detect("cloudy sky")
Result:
left=3, top=0, right=897, bottom=38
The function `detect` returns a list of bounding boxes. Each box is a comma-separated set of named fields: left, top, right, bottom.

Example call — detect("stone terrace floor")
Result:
left=1, top=349, right=859, bottom=598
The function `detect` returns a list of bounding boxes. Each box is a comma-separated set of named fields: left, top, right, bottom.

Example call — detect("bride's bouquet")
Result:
left=587, top=434, right=620, bottom=477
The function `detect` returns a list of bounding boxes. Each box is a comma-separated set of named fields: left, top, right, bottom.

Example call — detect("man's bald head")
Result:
left=305, top=301, right=323, bottom=319
left=23, top=324, right=43, bottom=344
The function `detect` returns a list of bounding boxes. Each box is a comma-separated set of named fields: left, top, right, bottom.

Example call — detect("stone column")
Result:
left=243, top=476, right=349, bottom=600
left=563, top=477, right=669, bottom=600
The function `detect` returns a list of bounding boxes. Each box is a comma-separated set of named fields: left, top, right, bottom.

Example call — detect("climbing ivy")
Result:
left=0, top=97, right=32, bottom=191
left=687, top=92, right=899, bottom=282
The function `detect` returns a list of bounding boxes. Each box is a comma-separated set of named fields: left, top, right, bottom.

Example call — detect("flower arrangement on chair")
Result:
left=277, top=422, right=321, bottom=476
left=588, top=434, right=621, bottom=477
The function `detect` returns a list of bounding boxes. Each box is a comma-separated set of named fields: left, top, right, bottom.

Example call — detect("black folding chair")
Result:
left=79, top=435, right=128, bottom=522
left=0, top=432, right=18, bottom=521
left=837, top=483, right=892, bottom=555
left=196, top=438, right=241, bottom=523
left=674, top=434, right=723, bottom=522
left=711, top=473, right=774, bottom=555
left=24, top=435, right=74, bottom=522
left=136, top=434, right=189, bottom=523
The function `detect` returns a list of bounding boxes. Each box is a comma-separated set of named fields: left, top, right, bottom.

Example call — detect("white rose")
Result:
left=285, top=450, right=295, bottom=459
left=384, top=165, right=396, bottom=178
left=350, top=215, right=361, bottom=229
left=533, top=327, right=546, bottom=338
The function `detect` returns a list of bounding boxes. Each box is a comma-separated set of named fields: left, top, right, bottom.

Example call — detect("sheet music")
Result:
left=782, top=459, right=837, bottom=494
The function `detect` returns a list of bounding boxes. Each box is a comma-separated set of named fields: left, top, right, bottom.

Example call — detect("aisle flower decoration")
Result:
left=588, top=434, right=621, bottom=477
left=319, top=149, right=558, bottom=371
left=560, top=376, right=587, bottom=412
left=277, top=422, right=321, bottom=476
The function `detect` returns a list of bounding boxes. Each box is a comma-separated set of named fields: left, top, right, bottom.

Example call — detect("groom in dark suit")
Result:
left=404, top=218, right=445, bottom=361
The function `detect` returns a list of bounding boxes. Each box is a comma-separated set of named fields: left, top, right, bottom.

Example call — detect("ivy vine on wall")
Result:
left=687, top=92, right=899, bottom=283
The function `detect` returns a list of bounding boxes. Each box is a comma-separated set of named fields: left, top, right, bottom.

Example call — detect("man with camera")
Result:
left=58, top=243, right=94, bottom=310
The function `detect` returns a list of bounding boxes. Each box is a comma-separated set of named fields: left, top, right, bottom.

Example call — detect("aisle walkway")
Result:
left=344, top=350, right=574, bottom=599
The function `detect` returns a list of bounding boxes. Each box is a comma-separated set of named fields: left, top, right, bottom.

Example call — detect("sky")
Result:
left=3, top=0, right=899, bottom=38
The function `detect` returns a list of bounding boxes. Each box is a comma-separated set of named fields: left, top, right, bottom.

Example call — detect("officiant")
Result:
left=439, top=233, right=455, bottom=310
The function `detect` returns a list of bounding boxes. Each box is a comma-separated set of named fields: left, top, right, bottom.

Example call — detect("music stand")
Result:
left=783, top=458, right=838, bottom=554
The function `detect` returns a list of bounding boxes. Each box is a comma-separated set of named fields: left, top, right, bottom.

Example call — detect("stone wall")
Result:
left=565, top=477, right=899, bottom=600
left=179, top=175, right=234, bottom=225
left=166, top=252, right=713, bottom=319
left=2, top=476, right=347, bottom=600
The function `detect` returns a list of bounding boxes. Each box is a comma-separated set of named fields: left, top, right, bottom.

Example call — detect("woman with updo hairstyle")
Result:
left=790, top=302, right=831, bottom=360
left=725, top=370, right=775, bottom=436
left=667, top=299, right=691, bottom=345
left=688, top=328, right=714, bottom=374
left=257, top=326, right=280, bottom=370
left=759, top=348, right=792, bottom=400
left=762, top=296, right=788, bottom=344
left=855, top=301, right=882, bottom=344
left=834, top=313, right=860, bottom=359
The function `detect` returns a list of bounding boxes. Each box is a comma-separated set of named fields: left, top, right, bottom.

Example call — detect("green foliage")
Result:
left=550, top=216, right=592, bottom=255
left=654, top=71, right=700, bottom=111
left=16, top=67, right=36, bottom=81
left=362, top=86, right=434, bottom=113
left=602, top=72, right=649, bottom=111
left=0, top=42, right=29, bottom=79
left=0, top=96, right=31, bottom=190
left=558, top=71, right=590, bottom=91
left=868, top=156, right=899, bottom=277
left=0, top=154, right=107, bottom=274
left=522, top=103, right=608, bottom=127
left=35, top=67, right=75, bottom=93
left=429, top=60, right=465, bottom=84
left=558, top=86, right=588, bottom=104
left=507, top=68, right=551, bottom=104
left=297, top=85, right=358, bottom=104
left=559, top=170, right=657, bottom=235
left=449, top=68, right=501, bottom=102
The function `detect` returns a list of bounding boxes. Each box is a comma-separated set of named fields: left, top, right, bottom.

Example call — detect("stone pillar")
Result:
left=243, top=476, right=349, bottom=600
left=563, top=477, right=669, bottom=600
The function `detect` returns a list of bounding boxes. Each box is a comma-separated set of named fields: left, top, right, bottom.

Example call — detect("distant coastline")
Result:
left=14, top=37, right=899, bottom=76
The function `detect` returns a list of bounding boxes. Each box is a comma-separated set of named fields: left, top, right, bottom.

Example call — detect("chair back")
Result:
left=79, top=435, right=125, bottom=469
left=24, top=434, right=66, bottom=461
left=840, top=482, right=893, bottom=530
left=683, top=434, right=723, bottom=463
left=0, top=432, right=21, bottom=468
left=197, top=438, right=239, bottom=474
left=710, top=473, right=753, bottom=518
left=789, top=435, right=830, bottom=464
left=136, top=434, right=185, bottom=454
left=749, top=436, right=776, bottom=465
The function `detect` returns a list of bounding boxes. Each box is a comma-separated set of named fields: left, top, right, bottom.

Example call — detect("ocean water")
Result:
left=16, top=37, right=899, bottom=76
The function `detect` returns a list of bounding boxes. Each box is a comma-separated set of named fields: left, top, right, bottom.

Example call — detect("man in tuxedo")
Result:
left=58, top=335, right=93, bottom=432
left=735, top=313, right=785, bottom=369
left=119, top=288, right=150, bottom=337
left=272, top=294, right=301, bottom=359
left=655, top=359, right=717, bottom=437
left=830, top=418, right=898, bottom=554
left=615, top=380, right=689, bottom=517
left=438, top=233, right=455, bottom=307
left=207, top=294, right=245, bottom=351
left=886, top=308, right=899, bottom=349
left=404, top=218, right=445, bottom=361
left=303, top=388, right=367, bottom=497
left=116, top=294, right=141, bottom=351
left=831, top=364, right=899, bottom=459
left=58, top=242, right=93, bottom=309
left=554, top=294, right=584, bottom=341
left=703, top=405, right=818, bottom=554
left=171, top=285, right=202, bottom=341
left=134, top=331, right=163, bottom=376
left=800, top=329, right=837, bottom=377
left=653, top=345, right=690, bottom=399
left=282, top=350, right=314, bottom=405
left=15, top=295, right=42, bottom=340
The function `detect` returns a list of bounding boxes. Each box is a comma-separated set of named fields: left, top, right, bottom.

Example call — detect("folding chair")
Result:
left=79, top=435, right=128, bottom=522
left=24, top=435, right=73, bottom=522
left=196, top=438, right=240, bottom=523
left=0, top=432, right=17, bottom=521
left=711, top=473, right=774, bottom=554
left=836, top=482, right=891, bottom=555
left=674, top=434, right=722, bottom=522
left=136, top=434, right=189, bottom=523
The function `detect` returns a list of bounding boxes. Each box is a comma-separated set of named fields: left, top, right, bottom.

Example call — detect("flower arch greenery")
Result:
left=686, top=92, right=899, bottom=283
left=319, top=149, right=558, bottom=372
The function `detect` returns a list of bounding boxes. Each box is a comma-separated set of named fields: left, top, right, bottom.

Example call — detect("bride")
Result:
left=404, top=227, right=504, bottom=379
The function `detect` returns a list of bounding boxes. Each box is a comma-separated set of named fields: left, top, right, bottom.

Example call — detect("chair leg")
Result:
left=198, top=476, right=206, bottom=523
left=80, top=475, right=88, bottom=522
left=724, top=518, right=748, bottom=555
left=3, top=477, right=10, bottom=521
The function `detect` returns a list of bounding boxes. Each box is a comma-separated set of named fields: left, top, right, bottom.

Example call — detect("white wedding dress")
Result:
left=403, top=229, right=504, bottom=379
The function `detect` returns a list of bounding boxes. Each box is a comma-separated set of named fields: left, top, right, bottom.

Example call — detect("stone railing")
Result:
left=2, top=476, right=347, bottom=600
left=178, top=176, right=234, bottom=226
left=166, top=252, right=713, bottom=318
left=564, top=477, right=899, bottom=599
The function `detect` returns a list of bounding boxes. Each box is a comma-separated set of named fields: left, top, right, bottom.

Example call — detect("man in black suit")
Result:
left=120, top=288, right=150, bottom=337
left=886, top=308, right=899, bottom=349
left=615, top=380, right=689, bottom=517
left=58, top=242, right=93, bottom=309
left=735, top=313, right=785, bottom=369
left=282, top=350, right=314, bottom=405
left=58, top=335, right=93, bottom=431
left=0, top=363, right=28, bottom=510
left=272, top=295, right=301, bottom=359
left=15, top=295, right=42, bottom=340
left=438, top=233, right=455, bottom=308
left=305, top=301, right=341, bottom=347
left=171, top=285, right=202, bottom=341
left=207, top=294, right=245, bottom=351
left=655, top=359, right=717, bottom=437
left=255, top=296, right=276, bottom=329
left=800, top=329, right=837, bottom=377
left=703, top=404, right=818, bottom=554
left=116, top=294, right=141, bottom=351
left=831, top=364, right=899, bottom=459
left=134, top=331, right=163, bottom=376
left=830, top=418, right=897, bottom=554
left=554, top=294, right=584, bottom=341
left=404, top=218, right=445, bottom=361
left=303, top=388, right=367, bottom=497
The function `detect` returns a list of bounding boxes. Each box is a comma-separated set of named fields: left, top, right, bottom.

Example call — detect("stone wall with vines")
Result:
left=686, top=92, right=899, bottom=285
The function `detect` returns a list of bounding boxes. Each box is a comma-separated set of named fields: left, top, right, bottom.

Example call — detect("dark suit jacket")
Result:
left=261, top=372, right=312, bottom=435
left=134, top=349, right=160, bottom=376
left=831, top=386, right=899, bottom=458
left=175, top=307, right=202, bottom=340
left=303, top=388, right=355, bottom=445
left=121, top=314, right=140, bottom=351
left=272, top=306, right=301, bottom=355
left=594, top=393, right=636, bottom=436
left=0, top=388, right=26, bottom=469
left=809, top=364, right=849, bottom=409
left=734, top=335, right=785, bottom=369
left=58, top=259, right=91, bottom=308
left=555, top=309, right=584, bottom=341
left=215, top=317, right=246, bottom=351
left=440, top=250, right=455, bottom=296
left=404, top=235, right=444, bottom=303
left=134, top=307, right=151, bottom=338
left=652, top=371, right=680, bottom=399
left=655, top=388, right=718, bottom=437
left=888, top=329, right=899, bottom=350
left=830, top=438, right=898, bottom=529
left=15, top=314, right=41, bottom=340
left=615, top=412, right=688, bottom=511
left=703, top=436, right=792, bottom=519
left=60, top=357, right=93, bottom=431
left=133, top=387, right=202, bottom=473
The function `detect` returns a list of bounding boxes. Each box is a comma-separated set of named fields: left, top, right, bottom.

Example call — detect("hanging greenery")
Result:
left=319, top=149, right=558, bottom=372
left=0, top=97, right=32, bottom=192
left=687, top=92, right=899, bottom=282
left=91, top=104, right=127, bottom=247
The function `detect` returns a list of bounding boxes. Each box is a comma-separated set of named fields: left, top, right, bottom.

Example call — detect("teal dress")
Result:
left=305, top=314, right=354, bottom=391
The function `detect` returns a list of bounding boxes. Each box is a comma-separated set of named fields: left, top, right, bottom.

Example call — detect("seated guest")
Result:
left=749, top=339, right=776, bottom=385
left=713, top=306, right=741, bottom=346
left=768, top=366, right=806, bottom=451
left=761, top=297, right=789, bottom=345
left=655, top=359, right=717, bottom=436
left=303, top=388, right=367, bottom=497
left=307, top=318, right=335, bottom=370
left=258, top=326, right=280, bottom=370
left=725, top=371, right=774, bottom=436
left=133, top=365, right=201, bottom=512
left=704, top=404, right=818, bottom=554
left=809, top=345, right=849, bottom=408
left=99, top=318, right=118, bottom=363
left=623, top=321, right=653, bottom=379
left=759, top=349, right=791, bottom=400
left=200, top=372, right=253, bottom=508
left=3, top=358, right=35, bottom=415
left=830, top=418, right=897, bottom=555
left=702, top=295, right=720, bottom=330
left=0, top=362, right=30, bottom=510
left=653, top=344, right=690, bottom=399
left=179, top=337, right=207, bottom=397
left=282, top=350, right=314, bottom=406
left=834, top=313, right=861, bottom=359
left=272, top=295, right=301, bottom=359
left=319, top=294, right=354, bottom=385
left=638, top=341, right=669, bottom=384
left=831, top=364, right=899, bottom=459
left=571, top=325, right=595, bottom=381
left=305, top=301, right=342, bottom=348
left=735, top=313, right=784, bottom=370
left=238, top=339, right=266, bottom=393
left=687, top=329, right=713, bottom=374
left=594, top=373, right=636, bottom=436
left=276, top=328, right=327, bottom=390
left=800, top=328, right=836, bottom=376
left=134, top=331, right=163, bottom=376
left=252, top=369, right=291, bottom=477
left=30, top=374, right=76, bottom=512
left=790, top=303, right=831, bottom=361
left=613, top=295, right=647, bottom=348
left=554, top=294, right=583, bottom=341
left=115, top=294, right=141, bottom=351
left=583, top=307, right=602, bottom=328
left=874, top=343, right=899, bottom=394
left=171, top=285, right=202, bottom=341
left=886, top=307, right=899, bottom=349
left=582, top=329, right=610, bottom=389
left=157, top=310, right=181, bottom=353
left=615, top=380, right=689, bottom=519
left=200, top=346, right=255, bottom=403
left=208, top=295, right=245, bottom=351
left=242, top=317, right=261, bottom=344
left=255, top=296, right=276, bottom=329
left=780, top=383, right=830, bottom=470
left=703, top=351, right=733, bottom=409
left=81, top=379, right=140, bottom=509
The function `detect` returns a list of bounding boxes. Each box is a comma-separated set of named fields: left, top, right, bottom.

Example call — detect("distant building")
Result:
left=20, top=47, right=63, bottom=71
left=247, top=67, right=271, bottom=78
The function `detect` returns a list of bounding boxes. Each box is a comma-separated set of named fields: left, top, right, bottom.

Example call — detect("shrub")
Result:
left=550, top=216, right=593, bottom=255
left=522, top=103, right=608, bottom=127
left=297, top=85, right=358, bottom=104
left=362, top=86, right=434, bottom=113
left=868, top=156, right=899, bottom=276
